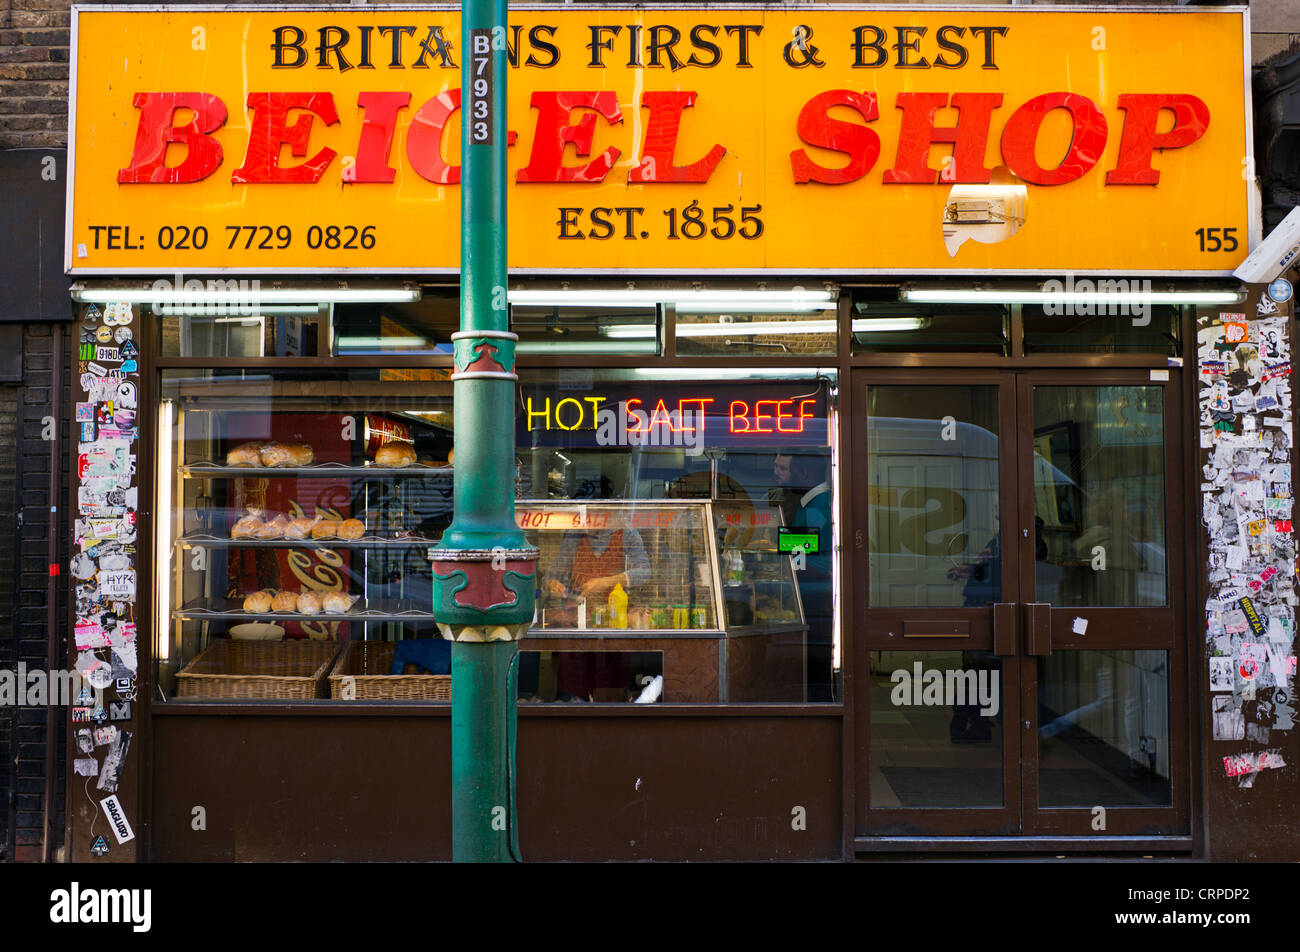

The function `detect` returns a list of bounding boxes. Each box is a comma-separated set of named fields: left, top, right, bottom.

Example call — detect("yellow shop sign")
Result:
left=68, top=6, right=1252, bottom=274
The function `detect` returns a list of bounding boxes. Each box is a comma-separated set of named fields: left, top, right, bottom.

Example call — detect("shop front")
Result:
left=61, top=5, right=1279, bottom=862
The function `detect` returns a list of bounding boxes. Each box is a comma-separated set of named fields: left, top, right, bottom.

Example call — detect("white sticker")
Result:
left=1149, top=369, right=1169, bottom=381
left=100, top=794, right=136, bottom=844
left=1071, top=616, right=1088, bottom=635
left=99, top=569, right=136, bottom=600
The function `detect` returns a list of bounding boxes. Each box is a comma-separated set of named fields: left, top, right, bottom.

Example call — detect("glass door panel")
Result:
left=858, top=375, right=1020, bottom=835
left=866, top=385, right=1004, bottom=610
left=1031, top=385, right=1168, bottom=609
left=857, top=370, right=1189, bottom=840
left=1019, top=374, right=1188, bottom=836
left=1037, top=650, right=1172, bottom=808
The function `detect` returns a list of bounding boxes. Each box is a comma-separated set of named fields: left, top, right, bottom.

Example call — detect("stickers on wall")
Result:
left=1198, top=289, right=1296, bottom=788
left=72, top=301, right=141, bottom=842
left=99, top=793, right=135, bottom=844
left=95, top=729, right=131, bottom=793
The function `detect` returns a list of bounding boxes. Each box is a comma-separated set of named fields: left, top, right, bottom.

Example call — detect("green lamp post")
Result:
left=429, top=0, right=536, bottom=863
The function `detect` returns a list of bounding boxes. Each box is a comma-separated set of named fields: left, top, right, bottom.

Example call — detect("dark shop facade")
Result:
left=3, top=3, right=1298, bottom=862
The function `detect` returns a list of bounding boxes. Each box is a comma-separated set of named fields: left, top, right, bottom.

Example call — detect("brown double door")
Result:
left=852, top=369, right=1190, bottom=838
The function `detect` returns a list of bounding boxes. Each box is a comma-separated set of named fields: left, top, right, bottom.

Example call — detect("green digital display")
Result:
left=777, top=530, right=819, bottom=554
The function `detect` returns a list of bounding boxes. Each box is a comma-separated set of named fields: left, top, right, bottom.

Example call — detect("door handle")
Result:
left=993, top=602, right=1015, bottom=656
left=1025, top=602, right=1052, bottom=656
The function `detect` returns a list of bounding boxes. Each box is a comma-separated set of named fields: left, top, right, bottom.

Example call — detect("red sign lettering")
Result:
left=791, top=89, right=881, bottom=185
left=232, top=92, right=341, bottom=183
left=1001, top=92, right=1107, bottom=186
left=628, top=91, right=726, bottom=183
left=884, top=91, right=1003, bottom=184
left=117, top=92, right=228, bottom=184
left=1105, top=94, right=1210, bottom=186
left=515, top=90, right=623, bottom=183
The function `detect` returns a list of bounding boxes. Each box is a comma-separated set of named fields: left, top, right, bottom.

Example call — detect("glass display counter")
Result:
left=516, top=500, right=808, bottom=702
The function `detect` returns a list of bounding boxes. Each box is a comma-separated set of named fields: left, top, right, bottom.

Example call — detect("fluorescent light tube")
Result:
left=601, top=325, right=658, bottom=339
left=155, top=401, right=173, bottom=663
left=73, top=287, right=420, bottom=305
left=154, top=304, right=320, bottom=316
left=676, top=319, right=838, bottom=337
left=902, top=288, right=1244, bottom=306
left=516, top=340, right=658, bottom=355
left=850, top=318, right=927, bottom=332
left=509, top=289, right=835, bottom=310
left=335, top=336, right=431, bottom=349
left=629, top=367, right=838, bottom=381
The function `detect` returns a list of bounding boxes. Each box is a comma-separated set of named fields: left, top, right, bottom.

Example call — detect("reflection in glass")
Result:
left=512, top=304, right=659, bottom=355
left=1022, top=304, right=1181, bottom=355
left=157, top=289, right=462, bottom=357
left=1033, top=387, right=1166, bottom=606
left=850, top=290, right=1009, bottom=354
left=1038, top=650, right=1171, bottom=806
left=866, top=386, right=1001, bottom=607
left=869, top=650, right=1004, bottom=807
left=676, top=308, right=837, bottom=356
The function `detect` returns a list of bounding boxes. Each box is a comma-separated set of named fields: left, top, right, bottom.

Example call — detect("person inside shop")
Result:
left=769, top=453, right=802, bottom=527
left=773, top=452, right=834, bottom=702
left=543, top=477, right=652, bottom=604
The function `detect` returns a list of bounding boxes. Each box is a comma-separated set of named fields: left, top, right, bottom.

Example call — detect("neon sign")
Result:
left=518, top=383, right=828, bottom=449
left=524, top=394, right=815, bottom=435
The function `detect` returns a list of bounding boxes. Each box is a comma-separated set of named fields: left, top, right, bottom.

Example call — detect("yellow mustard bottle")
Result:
left=608, top=583, right=629, bottom=629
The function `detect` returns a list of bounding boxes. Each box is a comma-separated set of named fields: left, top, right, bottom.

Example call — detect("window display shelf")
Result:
left=174, top=532, right=441, bottom=550
left=179, top=461, right=452, bottom=479
left=524, top=628, right=723, bottom=639
left=173, top=597, right=435, bottom=623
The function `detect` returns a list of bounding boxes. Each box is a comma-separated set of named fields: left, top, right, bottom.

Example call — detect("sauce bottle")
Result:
left=608, top=583, right=629, bottom=629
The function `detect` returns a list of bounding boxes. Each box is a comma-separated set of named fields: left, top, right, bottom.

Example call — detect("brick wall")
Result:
left=0, top=0, right=70, bottom=149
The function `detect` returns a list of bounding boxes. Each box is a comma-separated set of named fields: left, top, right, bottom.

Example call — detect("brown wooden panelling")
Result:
left=151, top=714, right=842, bottom=861
left=517, top=715, right=841, bottom=861
left=727, top=632, right=805, bottom=702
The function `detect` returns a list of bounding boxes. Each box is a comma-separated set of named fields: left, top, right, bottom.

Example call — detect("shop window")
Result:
left=156, top=287, right=458, bottom=357
left=511, top=303, right=660, bottom=356
left=675, top=308, right=837, bottom=357
left=152, top=365, right=840, bottom=705
left=155, top=369, right=455, bottom=702
left=517, top=368, right=839, bottom=703
left=1022, top=304, right=1181, bottom=355
left=850, top=289, right=1009, bottom=354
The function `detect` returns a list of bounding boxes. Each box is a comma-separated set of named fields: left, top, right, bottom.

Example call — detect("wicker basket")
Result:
left=175, top=639, right=345, bottom=700
left=328, top=641, right=451, bottom=701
